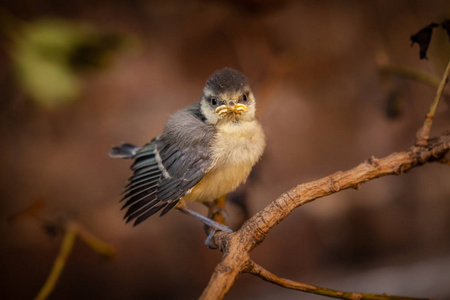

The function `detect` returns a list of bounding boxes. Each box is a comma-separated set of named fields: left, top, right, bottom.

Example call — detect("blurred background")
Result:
left=1, top=0, right=450, bottom=299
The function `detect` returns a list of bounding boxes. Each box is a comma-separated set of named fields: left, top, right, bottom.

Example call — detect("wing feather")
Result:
left=121, top=188, right=157, bottom=209
left=133, top=203, right=168, bottom=225
left=124, top=198, right=159, bottom=219
left=122, top=175, right=160, bottom=194
left=119, top=104, right=216, bottom=225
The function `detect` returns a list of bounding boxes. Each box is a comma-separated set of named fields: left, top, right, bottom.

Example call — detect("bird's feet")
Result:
left=177, top=205, right=232, bottom=231
left=176, top=203, right=232, bottom=249
left=204, top=229, right=219, bottom=249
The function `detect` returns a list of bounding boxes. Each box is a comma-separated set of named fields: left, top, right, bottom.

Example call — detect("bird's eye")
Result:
left=242, top=94, right=248, bottom=102
left=210, top=97, right=218, bottom=106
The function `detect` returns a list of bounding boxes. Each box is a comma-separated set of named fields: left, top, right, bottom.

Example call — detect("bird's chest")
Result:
left=211, top=120, right=265, bottom=168
left=184, top=120, right=265, bottom=203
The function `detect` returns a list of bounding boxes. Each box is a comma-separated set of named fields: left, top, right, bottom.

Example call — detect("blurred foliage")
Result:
left=6, top=18, right=130, bottom=109
left=384, top=89, right=404, bottom=119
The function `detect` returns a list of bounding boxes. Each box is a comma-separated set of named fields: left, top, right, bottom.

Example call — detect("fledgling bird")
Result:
left=110, top=68, right=265, bottom=238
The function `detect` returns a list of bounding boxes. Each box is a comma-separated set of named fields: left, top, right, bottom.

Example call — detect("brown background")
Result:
left=1, top=1, right=450, bottom=299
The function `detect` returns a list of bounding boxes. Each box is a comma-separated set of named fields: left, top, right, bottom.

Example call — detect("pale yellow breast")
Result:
left=183, top=120, right=265, bottom=203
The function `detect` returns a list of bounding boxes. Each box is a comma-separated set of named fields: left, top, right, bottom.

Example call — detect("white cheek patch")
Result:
left=200, top=100, right=220, bottom=124
left=203, top=88, right=214, bottom=99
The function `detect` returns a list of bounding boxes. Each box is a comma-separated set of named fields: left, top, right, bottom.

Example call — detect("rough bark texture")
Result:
left=200, top=133, right=450, bottom=299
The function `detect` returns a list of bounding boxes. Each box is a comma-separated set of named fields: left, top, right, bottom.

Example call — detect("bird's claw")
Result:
left=205, top=229, right=218, bottom=249
left=204, top=225, right=233, bottom=249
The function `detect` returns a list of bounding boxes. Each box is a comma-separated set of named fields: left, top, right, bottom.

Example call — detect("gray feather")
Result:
left=122, top=179, right=159, bottom=198
left=109, top=143, right=140, bottom=159
left=128, top=168, right=160, bottom=181
left=124, top=172, right=160, bottom=190
left=159, top=199, right=180, bottom=217
left=133, top=203, right=168, bottom=225
left=133, top=164, right=160, bottom=176
left=204, top=68, right=248, bottom=95
left=124, top=198, right=159, bottom=219
left=131, top=157, right=158, bottom=171
left=122, top=189, right=157, bottom=209
left=156, top=179, right=185, bottom=203
left=115, top=104, right=216, bottom=225
left=133, top=140, right=156, bottom=159
left=121, top=183, right=157, bottom=203
left=125, top=168, right=160, bottom=185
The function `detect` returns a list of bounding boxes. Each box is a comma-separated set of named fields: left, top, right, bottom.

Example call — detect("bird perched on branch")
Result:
left=110, top=68, right=265, bottom=245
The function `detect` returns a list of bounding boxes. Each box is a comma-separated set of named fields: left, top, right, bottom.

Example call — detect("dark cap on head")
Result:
left=205, top=68, right=248, bottom=94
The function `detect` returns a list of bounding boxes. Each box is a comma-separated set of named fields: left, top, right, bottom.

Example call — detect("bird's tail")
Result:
left=109, top=142, right=140, bottom=159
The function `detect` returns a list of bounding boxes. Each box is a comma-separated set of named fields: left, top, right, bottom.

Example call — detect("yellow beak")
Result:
left=215, top=103, right=248, bottom=116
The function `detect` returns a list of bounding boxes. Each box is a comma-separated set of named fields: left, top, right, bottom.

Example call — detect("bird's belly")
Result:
left=183, top=120, right=265, bottom=203
left=183, top=163, right=252, bottom=203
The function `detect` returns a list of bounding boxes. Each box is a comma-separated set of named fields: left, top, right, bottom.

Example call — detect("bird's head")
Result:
left=200, top=68, right=256, bottom=125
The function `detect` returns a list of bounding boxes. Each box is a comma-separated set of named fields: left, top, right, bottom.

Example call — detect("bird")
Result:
left=110, top=68, right=265, bottom=243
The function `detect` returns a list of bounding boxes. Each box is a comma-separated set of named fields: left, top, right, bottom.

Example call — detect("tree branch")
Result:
left=201, top=133, right=449, bottom=299
left=200, top=57, right=450, bottom=299
left=416, top=58, right=450, bottom=145
left=246, top=260, right=431, bottom=300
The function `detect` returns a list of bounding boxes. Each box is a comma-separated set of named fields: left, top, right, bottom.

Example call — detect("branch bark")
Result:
left=200, top=133, right=450, bottom=299
left=247, top=260, right=431, bottom=300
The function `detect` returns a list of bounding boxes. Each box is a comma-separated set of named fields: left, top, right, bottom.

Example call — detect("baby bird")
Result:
left=110, top=68, right=265, bottom=240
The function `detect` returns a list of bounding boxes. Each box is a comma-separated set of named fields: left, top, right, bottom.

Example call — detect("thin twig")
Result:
left=35, top=222, right=77, bottom=300
left=378, top=65, right=442, bottom=88
left=74, top=222, right=116, bottom=258
left=35, top=221, right=116, bottom=300
left=247, top=260, right=432, bottom=300
left=416, top=58, right=450, bottom=146
left=7, top=198, right=46, bottom=223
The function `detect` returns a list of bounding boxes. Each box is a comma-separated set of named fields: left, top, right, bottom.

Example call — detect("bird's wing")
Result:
left=109, top=142, right=141, bottom=159
left=121, top=105, right=216, bottom=225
